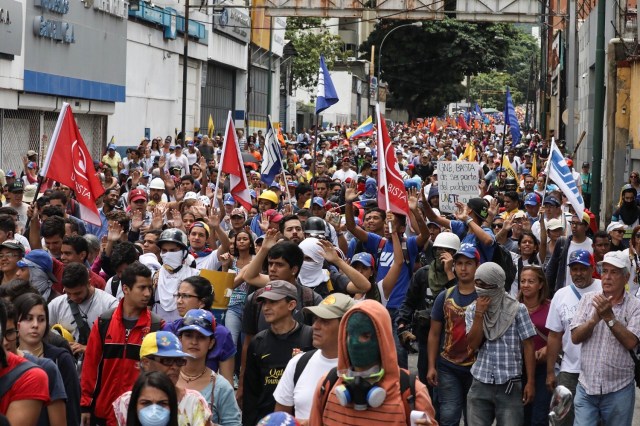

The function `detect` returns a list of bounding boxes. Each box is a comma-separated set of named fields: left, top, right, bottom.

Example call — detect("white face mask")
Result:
left=299, top=260, right=324, bottom=288
left=161, top=250, right=185, bottom=271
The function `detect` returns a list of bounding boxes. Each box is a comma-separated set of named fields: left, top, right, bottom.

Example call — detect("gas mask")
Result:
left=335, top=368, right=386, bottom=410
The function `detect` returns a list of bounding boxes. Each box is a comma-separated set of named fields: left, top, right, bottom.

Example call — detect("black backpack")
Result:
left=97, top=307, right=163, bottom=345
left=490, top=243, right=517, bottom=293
left=0, top=360, right=39, bottom=399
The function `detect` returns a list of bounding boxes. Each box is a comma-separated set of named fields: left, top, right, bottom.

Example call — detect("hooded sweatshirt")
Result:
left=308, top=300, right=436, bottom=426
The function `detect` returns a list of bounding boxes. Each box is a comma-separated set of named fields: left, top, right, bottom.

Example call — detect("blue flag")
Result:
left=547, top=138, right=585, bottom=218
left=474, top=103, right=483, bottom=118
left=260, top=116, right=283, bottom=186
left=315, top=55, right=339, bottom=114
left=504, top=86, right=521, bottom=145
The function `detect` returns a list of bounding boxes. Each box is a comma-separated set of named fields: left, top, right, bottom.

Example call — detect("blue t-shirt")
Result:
left=450, top=219, right=496, bottom=263
left=365, top=233, right=418, bottom=309
left=164, top=319, right=237, bottom=372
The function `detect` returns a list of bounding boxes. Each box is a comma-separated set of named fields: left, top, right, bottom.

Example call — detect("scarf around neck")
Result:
left=474, top=286, right=520, bottom=341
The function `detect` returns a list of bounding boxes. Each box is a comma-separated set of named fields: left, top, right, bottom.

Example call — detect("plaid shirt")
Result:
left=465, top=302, right=536, bottom=385
left=570, top=291, right=640, bottom=395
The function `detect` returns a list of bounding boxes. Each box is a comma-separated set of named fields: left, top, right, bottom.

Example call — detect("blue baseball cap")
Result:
left=568, top=249, right=593, bottom=267
left=525, top=193, right=541, bottom=206
left=107, top=144, right=116, bottom=150
left=312, top=197, right=325, bottom=207
left=350, top=252, right=375, bottom=268
left=177, top=309, right=216, bottom=337
left=17, top=249, right=57, bottom=282
left=543, top=195, right=561, bottom=207
left=223, top=194, right=235, bottom=205
left=140, top=331, right=194, bottom=359
left=454, top=243, right=480, bottom=261
left=250, top=189, right=257, bottom=199
left=5, top=170, right=16, bottom=178
left=521, top=168, right=531, bottom=175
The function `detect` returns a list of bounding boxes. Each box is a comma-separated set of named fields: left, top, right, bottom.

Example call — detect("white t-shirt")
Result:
left=48, top=288, right=118, bottom=341
left=331, top=169, right=357, bottom=182
left=196, top=249, right=221, bottom=271
left=545, top=279, right=602, bottom=373
left=564, top=238, right=593, bottom=288
left=273, top=350, right=337, bottom=420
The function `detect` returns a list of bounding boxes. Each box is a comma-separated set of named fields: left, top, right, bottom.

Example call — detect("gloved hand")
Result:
left=397, top=324, right=418, bottom=354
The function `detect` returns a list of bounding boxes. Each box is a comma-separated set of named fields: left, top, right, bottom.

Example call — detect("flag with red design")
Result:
left=40, top=103, right=104, bottom=225
left=218, top=111, right=252, bottom=211
left=457, top=114, right=470, bottom=131
left=376, top=104, right=410, bottom=216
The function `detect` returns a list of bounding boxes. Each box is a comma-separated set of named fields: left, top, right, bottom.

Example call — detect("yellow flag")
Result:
left=531, top=153, right=538, bottom=178
left=459, top=141, right=476, bottom=162
left=501, top=155, right=520, bottom=185
left=208, top=114, right=214, bottom=138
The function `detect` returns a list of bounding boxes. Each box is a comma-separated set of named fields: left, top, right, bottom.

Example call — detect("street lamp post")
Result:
left=377, top=22, right=423, bottom=83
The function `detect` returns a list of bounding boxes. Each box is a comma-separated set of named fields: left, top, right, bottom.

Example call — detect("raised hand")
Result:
left=345, top=180, right=361, bottom=203
left=130, top=209, right=144, bottom=231
left=317, top=239, right=340, bottom=264
left=488, top=197, right=499, bottom=217
left=169, top=209, right=183, bottom=229
left=258, top=213, right=270, bottom=233
left=208, top=208, right=221, bottom=228
left=407, top=187, right=419, bottom=211
left=158, top=155, right=166, bottom=170
left=454, top=202, right=469, bottom=223
left=107, top=220, right=124, bottom=242
left=261, top=228, right=280, bottom=251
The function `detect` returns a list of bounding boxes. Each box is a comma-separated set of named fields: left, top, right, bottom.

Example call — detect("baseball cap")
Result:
left=177, top=309, right=216, bottom=337
left=140, top=331, right=194, bottom=359
left=312, top=197, right=325, bottom=207
left=257, top=412, right=300, bottom=426
left=543, top=195, right=561, bottom=207
left=129, top=189, right=147, bottom=202
left=568, top=249, right=593, bottom=267
left=525, top=193, right=541, bottom=206
left=350, top=252, right=375, bottom=268
left=23, top=185, right=37, bottom=203
left=455, top=243, right=480, bottom=261
left=467, top=198, right=489, bottom=220
left=606, top=221, right=627, bottom=233
left=223, top=194, right=236, bottom=206
left=601, top=251, right=631, bottom=271
left=197, top=195, right=211, bottom=207
left=5, top=170, right=16, bottom=178
left=17, top=249, right=57, bottom=283
left=190, top=221, right=210, bottom=236
left=231, top=208, right=247, bottom=219
left=581, top=212, right=591, bottom=225
left=265, top=209, right=284, bottom=223
left=187, top=141, right=194, bottom=147
left=582, top=162, right=590, bottom=168
left=546, top=218, right=564, bottom=230
left=358, top=142, right=366, bottom=149
left=26, top=161, right=37, bottom=169
left=27, top=150, right=37, bottom=157
left=175, top=145, right=183, bottom=150
left=512, top=211, right=527, bottom=220
left=0, top=239, right=25, bottom=256
left=303, top=293, right=355, bottom=320
left=183, top=191, right=198, bottom=201
left=8, top=181, right=24, bottom=193
left=303, top=154, right=312, bottom=161
left=257, top=280, right=298, bottom=301
left=107, top=144, right=116, bottom=150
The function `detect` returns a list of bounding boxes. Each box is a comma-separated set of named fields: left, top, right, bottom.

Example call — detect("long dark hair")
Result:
left=126, top=371, right=179, bottom=426
left=13, top=293, right=49, bottom=340
left=181, top=276, right=214, bottom=308
left=231, top=229, right=256, bottom=256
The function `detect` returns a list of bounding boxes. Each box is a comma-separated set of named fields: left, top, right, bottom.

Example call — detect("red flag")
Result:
left=458, top=114, right=470, bottom=132
left=40, top=103, right=104, bottom=226
left=430, top=117, right=437, bottom=133
left=217, top=111, right=252, bottom=212
left=376, top=104, right=410, bottom=216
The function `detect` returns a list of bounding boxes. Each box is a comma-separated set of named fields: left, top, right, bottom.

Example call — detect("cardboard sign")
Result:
left=199, top=269, right=236, bottom=309
left=437, top=161, right=480, bottom=213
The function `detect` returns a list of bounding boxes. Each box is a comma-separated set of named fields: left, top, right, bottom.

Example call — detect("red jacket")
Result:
left=80, top=300, right=162, bottom=424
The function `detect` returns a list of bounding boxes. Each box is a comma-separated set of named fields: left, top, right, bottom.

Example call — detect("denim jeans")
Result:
left=574, top=381, right=635, bottom=426
left=555, top=371, right=579, bottom=426
left=388, top=307, right=408, bottom=369
left=467, top=378, right=524, bottom=426
left=524, top=363, right=552, bottom=426
left=225, top=307, right=243, bottom=347
left=437, top=361, right=473, bottom=426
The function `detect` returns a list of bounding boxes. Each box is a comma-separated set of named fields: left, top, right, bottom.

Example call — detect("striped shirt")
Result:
left=570, top=291, right=640, bottom=395
left=465, top=302, right=536, bottom=385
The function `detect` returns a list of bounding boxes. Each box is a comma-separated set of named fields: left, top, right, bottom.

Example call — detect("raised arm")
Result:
left=242, top=228, right=279, bottom=287
left=380, top=214, right=403, bottom=299
left=344, top=180, right=369, bottom=243
left=317, top=239, right=371, bottom=294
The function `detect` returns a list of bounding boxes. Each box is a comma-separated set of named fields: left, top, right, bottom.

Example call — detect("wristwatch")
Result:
left=606, top=319, right=617, bottom=328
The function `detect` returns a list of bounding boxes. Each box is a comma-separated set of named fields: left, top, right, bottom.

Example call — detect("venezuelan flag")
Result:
left=348, top=116, right=374, bottom=140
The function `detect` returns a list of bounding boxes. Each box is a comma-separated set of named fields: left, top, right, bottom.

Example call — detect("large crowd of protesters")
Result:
left=0, top=117, right=638, bottom=426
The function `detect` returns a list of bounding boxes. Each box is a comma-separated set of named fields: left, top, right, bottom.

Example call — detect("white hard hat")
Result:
left=433, top=232, right=461, bottom=252
left=149, top=177, right=165, bottom=190
left=358, top=142, right=367, bottom=149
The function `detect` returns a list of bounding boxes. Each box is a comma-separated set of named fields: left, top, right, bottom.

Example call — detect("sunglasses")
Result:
left=492, top=223, right=504, bottom=229
left=182, top=314, right=214, bottom=332
left=147, top=356, right=187, bottom=367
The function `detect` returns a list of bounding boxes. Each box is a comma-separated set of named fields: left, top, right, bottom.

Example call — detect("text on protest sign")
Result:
left=437, top=161, right=480, bottom=213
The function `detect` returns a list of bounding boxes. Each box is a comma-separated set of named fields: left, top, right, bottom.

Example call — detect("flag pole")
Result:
left=375, top=103, right=392, bottom=234
left=311, top=113, right=319, bottom=181
left=269, top=115, right=293, bottom=208
left=212, top=111, right=231, bottom=210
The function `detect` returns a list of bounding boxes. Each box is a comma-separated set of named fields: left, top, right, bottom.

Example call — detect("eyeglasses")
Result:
left=173, top=293, right=199, bottom=300
left=182, top=314, right=214, bottom=331
left=147, top=356, right=187, bottom=367
left=4, top=328, right=17, bottom=342
left=0, top=253, right=20, bottom=259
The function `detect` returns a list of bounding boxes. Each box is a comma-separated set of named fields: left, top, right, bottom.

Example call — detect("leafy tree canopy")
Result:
left=285, top=18, right=351, bottom=92
left=360, top=19, right=535, bottom=119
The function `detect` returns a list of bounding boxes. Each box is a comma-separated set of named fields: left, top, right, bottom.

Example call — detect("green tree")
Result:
left=285, top=18, right=351, bottom=91
left=360, top=19, right=526, bottom=119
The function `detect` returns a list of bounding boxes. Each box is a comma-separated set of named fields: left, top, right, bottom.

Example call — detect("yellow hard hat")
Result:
left=258, top=190, right=278, bottom=205
left=51, top=324, right=75, bottom=343
left=303, top=199, right=311, bottom=209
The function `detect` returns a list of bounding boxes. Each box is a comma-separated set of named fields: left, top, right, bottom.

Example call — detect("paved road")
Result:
left=407, top=353, right=640, bottom=425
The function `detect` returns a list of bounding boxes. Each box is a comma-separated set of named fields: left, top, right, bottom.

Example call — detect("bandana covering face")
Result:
left=474, top=262, right=519, bottom=341
left=298, top=238, right=325, bottom=288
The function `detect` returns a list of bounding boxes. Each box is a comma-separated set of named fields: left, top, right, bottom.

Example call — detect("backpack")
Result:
left=489, top=243, right=517, bottom=293
left=318, top=366, right=417, bottom=422
left=97, top=307, right=163, bottom=345
left=0, top=360, right=39, bottom=399
left=293, top=348, right=318, bottom=386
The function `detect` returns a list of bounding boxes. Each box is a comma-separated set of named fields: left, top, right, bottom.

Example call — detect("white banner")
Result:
left=437, top=161, right=480, bottom=213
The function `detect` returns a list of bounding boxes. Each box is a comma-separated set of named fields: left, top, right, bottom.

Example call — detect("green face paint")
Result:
left=346, top=312, right=380, bottom=369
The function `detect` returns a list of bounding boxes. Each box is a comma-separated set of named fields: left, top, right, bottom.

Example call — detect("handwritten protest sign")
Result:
left=437, top=161, right=480, bottom=213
